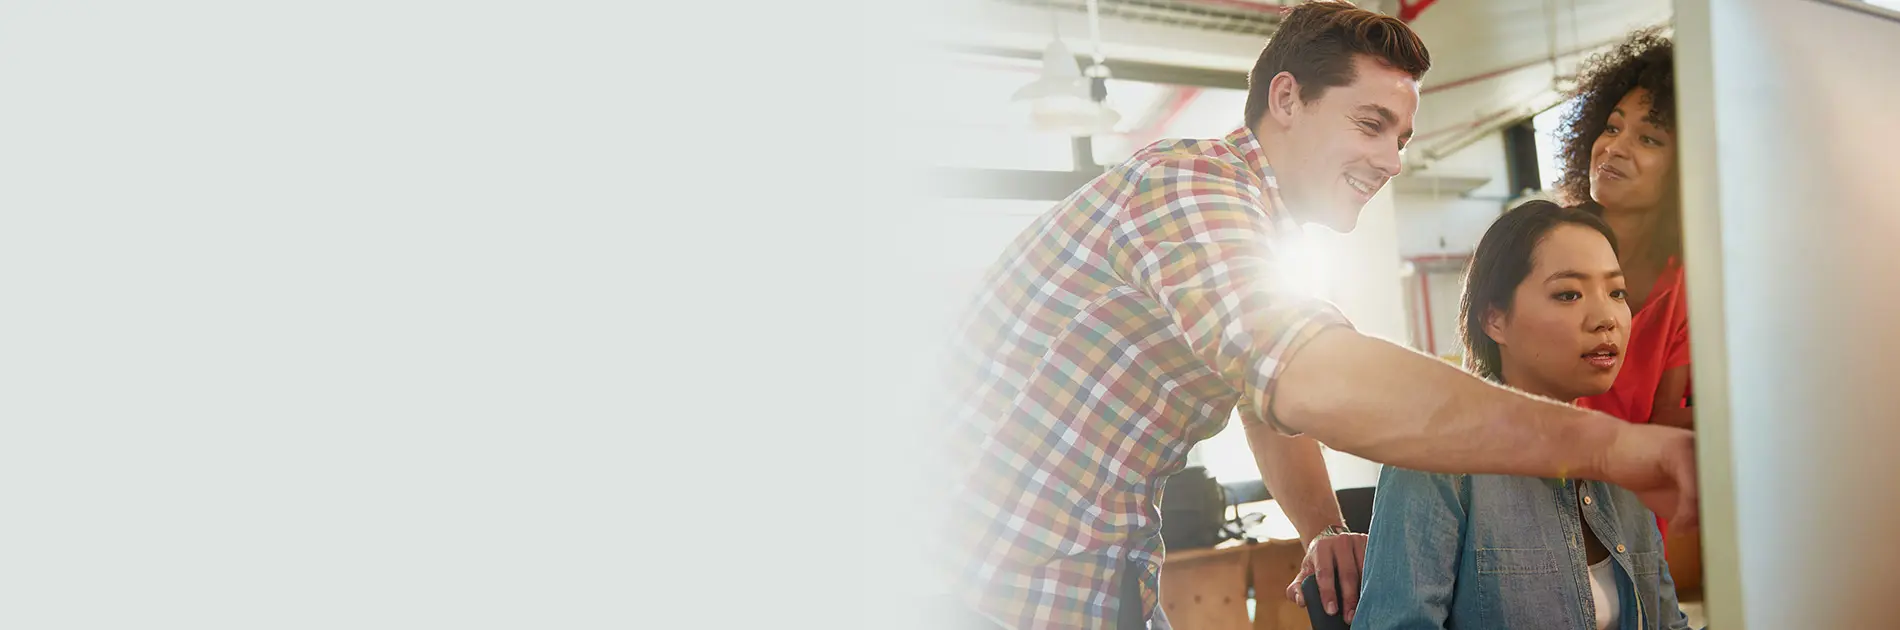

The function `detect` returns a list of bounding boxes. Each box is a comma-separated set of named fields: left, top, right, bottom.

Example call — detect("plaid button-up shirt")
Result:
left=938, top=127, right=1353, bottom=629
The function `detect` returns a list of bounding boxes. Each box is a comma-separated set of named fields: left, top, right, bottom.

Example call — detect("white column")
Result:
left=1305, top=186, right=1409, bottom=489
left=1308, top=186, right=1412, bottom=348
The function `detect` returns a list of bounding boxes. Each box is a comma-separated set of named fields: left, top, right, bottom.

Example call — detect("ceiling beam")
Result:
left=941, top=0, right=1269, bottom=71
left=948, top=44, right=1249, bottom=90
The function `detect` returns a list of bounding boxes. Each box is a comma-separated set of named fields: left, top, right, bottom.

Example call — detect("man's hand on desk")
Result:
left=1286, top=528, right=1367, bottom=624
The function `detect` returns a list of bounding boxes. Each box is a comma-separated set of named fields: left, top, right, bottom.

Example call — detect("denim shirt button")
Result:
left=1582, top=495, right=1593, bottom=506
left=1616, top=544, right=1627, bottom=553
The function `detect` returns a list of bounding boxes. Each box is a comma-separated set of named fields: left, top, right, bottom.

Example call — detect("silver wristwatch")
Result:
left=1316, top=524, right=1352, bottom=538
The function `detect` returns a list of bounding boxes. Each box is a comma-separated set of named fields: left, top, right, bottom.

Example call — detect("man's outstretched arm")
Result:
left=1099, top=163, right=1696, bottom=529
left=1269, top=328, right=1699, bottom=530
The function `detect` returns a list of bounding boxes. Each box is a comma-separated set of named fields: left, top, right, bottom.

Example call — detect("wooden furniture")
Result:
left=1665, top=528, right=1703, bottom=592
left=1158, top=539, right=1312, bottom=630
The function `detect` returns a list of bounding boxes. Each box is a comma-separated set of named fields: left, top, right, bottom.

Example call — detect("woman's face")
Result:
left=1588, top=88, right=1678, bottom=213
left=1485, top=224, right=1632, bottom=401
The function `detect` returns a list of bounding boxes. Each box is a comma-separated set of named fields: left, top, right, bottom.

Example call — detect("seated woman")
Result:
left=1351, top=201, right=1692, bottom=630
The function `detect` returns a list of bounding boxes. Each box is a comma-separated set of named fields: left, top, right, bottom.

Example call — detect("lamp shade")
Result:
left=1011, top=39, right=1120, bottom=136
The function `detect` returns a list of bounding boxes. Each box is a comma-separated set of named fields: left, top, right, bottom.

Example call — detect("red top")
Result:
left=1577, top=258, right=1692, bottom=423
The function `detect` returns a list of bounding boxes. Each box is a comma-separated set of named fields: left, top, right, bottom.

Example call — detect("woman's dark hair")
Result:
left=1459, top=200, right=1621, bottom=383
left=1552, top=28, right=1679, bottom=261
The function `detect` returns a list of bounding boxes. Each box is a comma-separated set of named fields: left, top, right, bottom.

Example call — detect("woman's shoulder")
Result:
left=1378, top=467, right=1558, bottom=495
left=1375, top=468, right=1563, bottom=503
left=1374, top=466, right=1469, bottom=503
left=1376, top=465, right=1463, bottom=487
left=1371, top=467, right=1474, bottom=524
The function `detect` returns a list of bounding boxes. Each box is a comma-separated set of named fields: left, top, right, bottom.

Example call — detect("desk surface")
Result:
left=1163, top=540, right=1252, bottom=564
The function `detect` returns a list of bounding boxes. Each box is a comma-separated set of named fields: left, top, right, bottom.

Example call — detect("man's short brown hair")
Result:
left=1243, top=1, right=1431, bottom=129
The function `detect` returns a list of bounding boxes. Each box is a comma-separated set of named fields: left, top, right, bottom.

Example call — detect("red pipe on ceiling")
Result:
left=1138, top=87, right=1201, bottom=145
left=1410, top=106, right=1521, bottom=143
left=1420, top=34, right=1632, bottom=96
left=1398, top=0, right=1437, bottom=23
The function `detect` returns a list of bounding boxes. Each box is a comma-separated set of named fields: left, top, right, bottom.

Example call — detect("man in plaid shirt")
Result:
left=936, top=2, right=1701, bottom=628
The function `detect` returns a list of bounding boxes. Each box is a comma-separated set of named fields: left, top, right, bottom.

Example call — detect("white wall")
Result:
left=1676, top=1, right=1900, bottom=627
left=1395, top=132, right=1514, bottom=257
left=1307, top=188, right=1412, bottom=345
left=1390, top=131, right=1515, bottom=360
left=1307, top=187, right=1410, bottom=489
left=914, top=199, right=1052, bottom=329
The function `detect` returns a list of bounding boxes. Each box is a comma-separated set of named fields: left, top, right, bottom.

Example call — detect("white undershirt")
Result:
left=1589, top=557, right=1621, bottom=630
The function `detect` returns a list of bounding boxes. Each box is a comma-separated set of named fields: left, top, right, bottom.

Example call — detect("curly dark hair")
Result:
left=1552, top=29, right=1678, bottom=259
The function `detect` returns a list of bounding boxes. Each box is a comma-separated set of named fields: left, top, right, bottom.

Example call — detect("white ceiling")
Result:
left=940, top=0, right=1274, bottom=70
left=938, top=0, right=1673, bottom=167
left=1405, top=0, right=1670, bottom=162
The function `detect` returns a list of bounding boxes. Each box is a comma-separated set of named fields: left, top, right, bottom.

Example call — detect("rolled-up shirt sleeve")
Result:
left=1107, top=157, right=1353, bottom=436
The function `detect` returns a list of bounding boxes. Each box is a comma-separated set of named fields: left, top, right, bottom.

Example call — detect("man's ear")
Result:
left=1482, top=305, right=1509, bottom=349
left=1266, top=71, right=1304, bottom=127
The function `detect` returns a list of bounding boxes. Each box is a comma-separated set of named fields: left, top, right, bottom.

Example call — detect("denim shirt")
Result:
left=1353, top=465, right=1693, bottom=630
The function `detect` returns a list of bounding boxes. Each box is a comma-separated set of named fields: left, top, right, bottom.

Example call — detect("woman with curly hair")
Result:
left=1556, top=30, right=1695, bottom=433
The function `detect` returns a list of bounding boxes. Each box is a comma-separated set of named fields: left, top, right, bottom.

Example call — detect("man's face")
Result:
left=1270, top=55, right=1420, bottom=232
